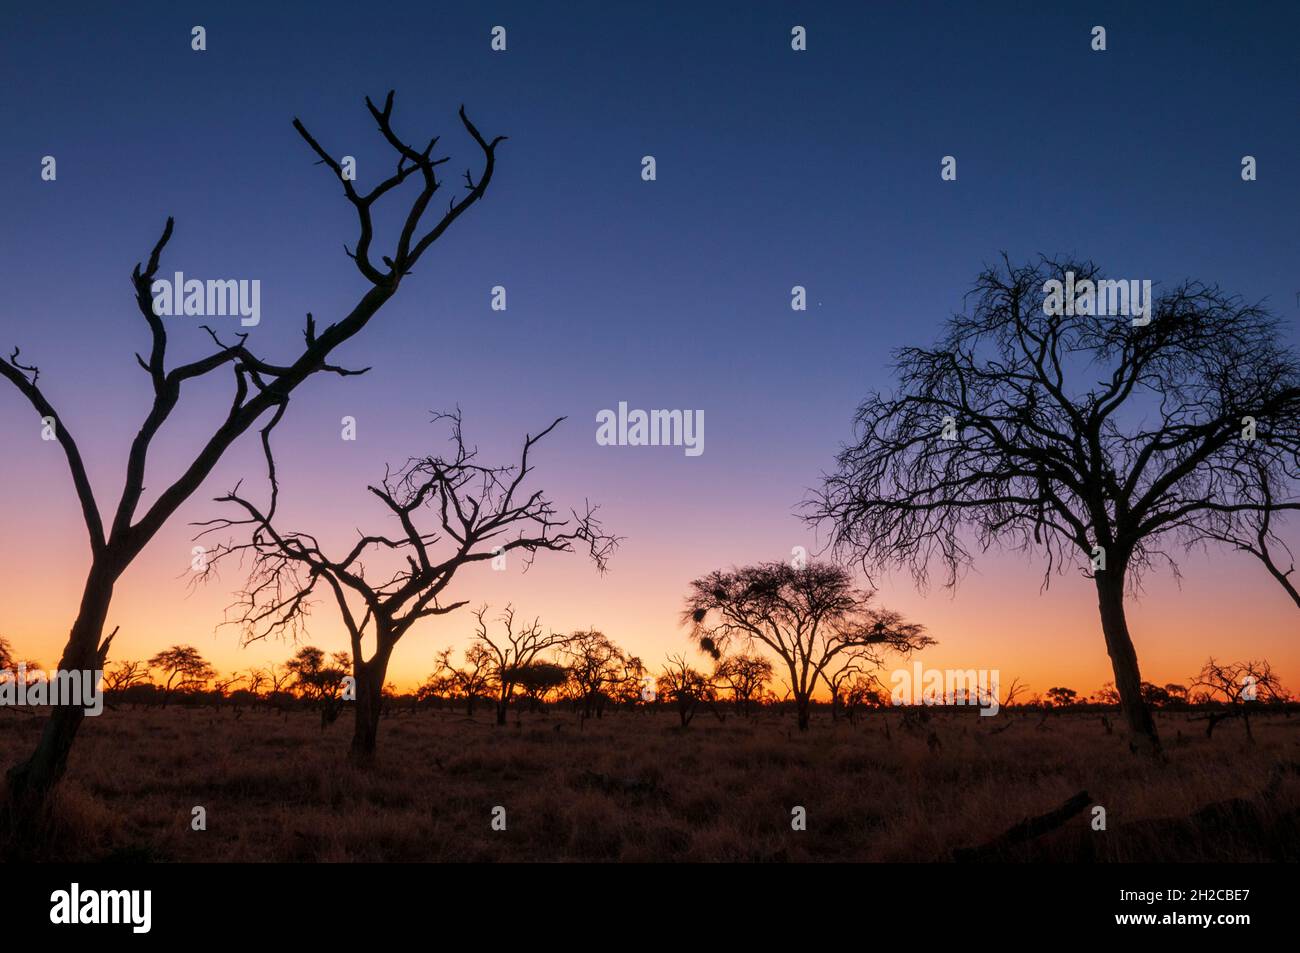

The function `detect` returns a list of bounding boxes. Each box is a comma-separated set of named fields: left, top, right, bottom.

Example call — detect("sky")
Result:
left=1, top=1, right=1297, bottom=697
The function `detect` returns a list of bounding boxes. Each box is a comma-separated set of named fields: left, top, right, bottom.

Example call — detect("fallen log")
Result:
left=953, top=790, right=1092, bottom=862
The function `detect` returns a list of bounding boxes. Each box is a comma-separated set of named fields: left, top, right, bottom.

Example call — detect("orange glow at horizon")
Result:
left=3, top=471, right=1297, bottom=701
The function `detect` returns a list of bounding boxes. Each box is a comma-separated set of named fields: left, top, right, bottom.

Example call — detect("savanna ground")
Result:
left=4, top=705, right=1299, bottom=862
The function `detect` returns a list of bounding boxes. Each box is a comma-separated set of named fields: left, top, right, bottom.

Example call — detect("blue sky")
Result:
left=1, top=1, right=1297, bottom=689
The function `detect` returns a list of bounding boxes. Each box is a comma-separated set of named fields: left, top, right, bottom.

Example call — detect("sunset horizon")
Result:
left=1, top=1, right=1296, bottom=928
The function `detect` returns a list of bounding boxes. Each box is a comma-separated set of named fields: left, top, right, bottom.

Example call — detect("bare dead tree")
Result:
left=470, top=605, right=573, bottom=725
left=1000, top=676, right=1029, bottom=709
left=807, top=256, right=1300, bottom=756
left=1191, top=657, right=1286, bottom=742
left=213, top=674, right=244, bottom=694
left=0, top=91, right=505, bottom=834
left=244, top=667, right=269, bottom=699
left=684, top=561, right=933, bottom=731
left=198, top=412, right=615, bottom=764
left=823, top=655, right=869, bottom=722
left=210, top=674, right=244, bottom=711
left=103, top=660, right=151, bottom=703
left=263, top=662, right=295, bottom=713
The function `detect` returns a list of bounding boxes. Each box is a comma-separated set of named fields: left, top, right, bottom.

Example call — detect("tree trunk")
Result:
left=349, top=648, right=391, bottom=766
left=795, top=693, right=811, bottom=731
left=1095, top=574, right=1161, bottom=756
left=3, top=563, right=116, bottom=848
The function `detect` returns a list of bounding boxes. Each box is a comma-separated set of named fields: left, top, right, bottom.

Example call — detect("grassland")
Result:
left=3, top=705, right=1298, bottom=862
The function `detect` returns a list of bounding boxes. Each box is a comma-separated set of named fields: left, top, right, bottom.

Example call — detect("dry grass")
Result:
left=3, top=706, right=1298, bottom=862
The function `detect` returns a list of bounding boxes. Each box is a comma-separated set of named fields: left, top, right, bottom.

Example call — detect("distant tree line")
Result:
left=6, top=633, right=1286, bottom=741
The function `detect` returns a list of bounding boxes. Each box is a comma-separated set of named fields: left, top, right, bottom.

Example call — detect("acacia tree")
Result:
left=1045, top=687, right=1078, bottom=708
left=286, top=646, right=351, bottom=728
left=808, top=257, right=1300, bottom=755
left=0, top=92, right=504, bottom=829
left=514, top=661, right=569, bottom=712
left=657, top=655, right=714, bottom=727
left=200, top=413, right=614, bottom=763
left=563, top=630, right=626, bottom=719
left=714, top=654, right=773, bottom=716
left=841, top=673, right=885, bottom=723
left=685, top=561, right=932, bottom=731
left=146, top=645, right=217, bottom=707
left=1192, top=657, right=1286, bottom=741
left=434, top=645, right=495, bottom=716
left=470, top=605, right=573, bottom=725
left=609, top=654, right=650, bottom=709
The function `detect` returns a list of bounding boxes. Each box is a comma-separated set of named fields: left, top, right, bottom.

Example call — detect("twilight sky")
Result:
left=1, top=1, right=1297, bottom=696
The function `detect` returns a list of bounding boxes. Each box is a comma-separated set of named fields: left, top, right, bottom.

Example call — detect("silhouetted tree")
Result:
left=102, top=660, right=151, bottom=709
left=263, top=664, right=295, bottom=715
left=842, top=673, right=885, bottom=723
left=685, top=561, right=932, bottom=731
left=201, top=412, right=614, bottom=764
left=244, top=668, right=269, bottom=699
left=823, top=655, right=870, bottom=721
left=809, top=257, right=1300, bottom=755
left=470, top=605, right=572, bottom=725
left=609, top=654, right=650, bottom=709
left=563, top=630, right=627, bottom=719
left=434, top=645, right=494, bottom=717
left=285, top=646, right=351, bottom=728
left=104, top=660, right=149, bottom=692
left=1192, top=657, right=1286, bottom=741
left=1140, top=681, right=1172, bottom=708
left=657, top=655, right=714, bottom=727
left=715, top=654, right=773, bottom=716
left=146, top=645, right=216, bottom=707
left=1045, top=686, right=1078, bottom=708
left=514, top=661, right=569, bottom=712
left=1163, top=683, right=1189, bottom=705
left=0, top=91, right=506, bottom=832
